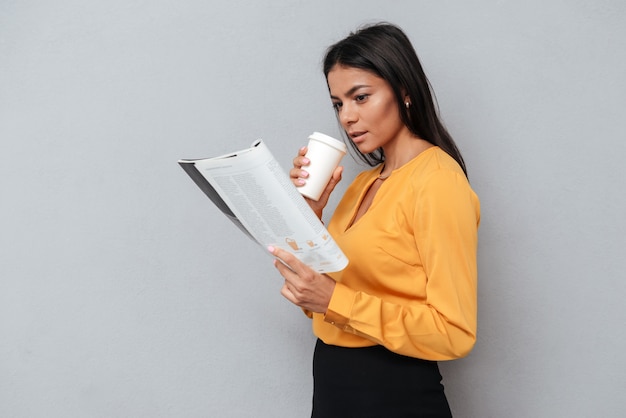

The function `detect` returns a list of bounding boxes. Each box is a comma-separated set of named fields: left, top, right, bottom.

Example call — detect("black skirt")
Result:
left=312, top=339, right=452, bottom=418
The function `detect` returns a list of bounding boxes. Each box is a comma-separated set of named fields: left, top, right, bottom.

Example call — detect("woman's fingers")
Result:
left=314, top=166, right=344, bottom=207
left=269, top=246, right=303, bottom=275
left=269, top=245, right=335, bottom=313
left=291, top=146, right=310, bottom=186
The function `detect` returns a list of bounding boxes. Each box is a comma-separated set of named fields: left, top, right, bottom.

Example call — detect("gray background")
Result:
left=2, top=1, right=625, bottom=417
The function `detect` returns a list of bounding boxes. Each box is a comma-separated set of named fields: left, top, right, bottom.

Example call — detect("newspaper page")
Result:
left=178, top=140, right=348, bottom=273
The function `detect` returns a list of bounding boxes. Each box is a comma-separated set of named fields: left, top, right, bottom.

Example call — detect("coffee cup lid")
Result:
left=309, top=132, right=347, bottom=153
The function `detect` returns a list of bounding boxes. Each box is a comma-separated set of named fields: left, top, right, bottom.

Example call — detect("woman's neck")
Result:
left=380, top=133, right=433, bottom=175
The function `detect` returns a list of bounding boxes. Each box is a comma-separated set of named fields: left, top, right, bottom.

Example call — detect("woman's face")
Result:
left=327, top=65, right=407, bottom=154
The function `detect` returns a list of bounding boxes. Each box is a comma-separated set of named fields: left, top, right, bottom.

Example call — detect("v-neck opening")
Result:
left=344, top=175, right=383, bottom=232
left=341, top=147, right=438, bottom=233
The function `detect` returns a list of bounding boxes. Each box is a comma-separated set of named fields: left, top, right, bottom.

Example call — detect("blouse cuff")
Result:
left=324, top=282, right=355, bottom=327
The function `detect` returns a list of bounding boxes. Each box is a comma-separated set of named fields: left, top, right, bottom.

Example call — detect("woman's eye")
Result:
left=355, top=94, right=369, bottom=102
left=332, top=102, right=343, bottom=110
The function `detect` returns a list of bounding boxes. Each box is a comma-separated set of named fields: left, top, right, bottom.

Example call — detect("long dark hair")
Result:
left=323, top=22, right=467, bottom=177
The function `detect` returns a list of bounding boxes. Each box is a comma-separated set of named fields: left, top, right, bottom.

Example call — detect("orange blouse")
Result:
left=312, top=147, right=481, bottom=361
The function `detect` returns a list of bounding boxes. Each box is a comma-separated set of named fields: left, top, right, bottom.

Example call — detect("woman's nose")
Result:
left=339, top=102, right=357, bottom=126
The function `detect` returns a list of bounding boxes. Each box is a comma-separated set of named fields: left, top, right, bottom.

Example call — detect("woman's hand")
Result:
left=290, top=146, right=343, bottom=220
left=268, top=246, right=336, bottom=314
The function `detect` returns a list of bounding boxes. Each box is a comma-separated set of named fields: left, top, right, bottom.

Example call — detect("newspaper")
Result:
left=178, top=139, right=348, bottom=273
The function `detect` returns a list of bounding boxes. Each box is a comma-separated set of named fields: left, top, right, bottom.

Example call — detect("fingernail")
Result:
left=302, top=158, right=310, bottom=165
left=267, top=246, right=275, bottom=253
left=296, top=179, right=306, bottom=186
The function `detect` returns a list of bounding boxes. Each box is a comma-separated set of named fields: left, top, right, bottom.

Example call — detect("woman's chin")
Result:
left=355, top=143, right=377, bottom=154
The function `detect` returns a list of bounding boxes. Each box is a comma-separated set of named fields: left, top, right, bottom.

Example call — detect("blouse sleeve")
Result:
left=323, top=169, right=480, bottom=360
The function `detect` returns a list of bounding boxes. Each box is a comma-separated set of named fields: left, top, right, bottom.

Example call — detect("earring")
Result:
left=405, top=101, right=410, bottom=109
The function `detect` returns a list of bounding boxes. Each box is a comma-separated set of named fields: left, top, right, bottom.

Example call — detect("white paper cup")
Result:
left=298, top=132, right=347, bottom=201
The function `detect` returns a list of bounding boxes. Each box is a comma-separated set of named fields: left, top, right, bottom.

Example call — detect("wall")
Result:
left=1, top=1, right=625, bottom=417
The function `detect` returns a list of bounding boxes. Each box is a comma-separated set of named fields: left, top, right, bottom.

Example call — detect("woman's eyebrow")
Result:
left=330, top=84, right=371, bottom=100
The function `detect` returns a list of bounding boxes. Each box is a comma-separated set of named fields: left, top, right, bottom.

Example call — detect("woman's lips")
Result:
left=349, top=131, right=367, bottom=143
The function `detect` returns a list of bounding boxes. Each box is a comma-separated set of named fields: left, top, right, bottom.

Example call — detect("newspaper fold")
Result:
left=178, top=140, right=348, bottom=273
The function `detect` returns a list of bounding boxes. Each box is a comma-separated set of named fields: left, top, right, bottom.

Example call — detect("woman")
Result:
left=268, top=22, right=480, bottom=417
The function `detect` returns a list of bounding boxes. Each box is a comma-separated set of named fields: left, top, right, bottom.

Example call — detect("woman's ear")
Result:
left=401, top=89, right=411, bottom=108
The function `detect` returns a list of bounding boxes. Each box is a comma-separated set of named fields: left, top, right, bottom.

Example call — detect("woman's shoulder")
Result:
left=348, top=147, right=469, bottom=189
left=402, top=148, right=480, bottom=218
left=402, top=147, right=466, bottom=181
